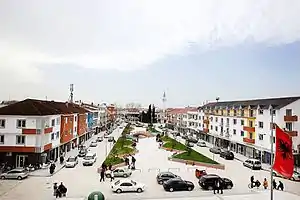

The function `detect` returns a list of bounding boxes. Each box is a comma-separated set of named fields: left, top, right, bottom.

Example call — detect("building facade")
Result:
left=0, top=99, right=92, bottom=168
left=196, top=97, right=300, bottom=166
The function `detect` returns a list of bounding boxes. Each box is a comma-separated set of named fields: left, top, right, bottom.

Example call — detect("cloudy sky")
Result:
left=0, top=0, right=300, bottom=107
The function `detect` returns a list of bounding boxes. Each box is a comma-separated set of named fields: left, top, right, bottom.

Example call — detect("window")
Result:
left=259, top=134, right=264, bottom=140
left=241, top=131, right=244, bottom=136
left=56, top=117, right=60, bottom=125
left=233, top=110, right=237, bottom=116
left=75, top=127, right=77, bottom=132
left=51, top=133, right=55, bottom=140
left=16, top=135, right=25, bottom=145
left=0, top=135, right=4, bottom=144
left=286, top=123, right=292, bottom=131
left=270, top=109, right=276, bottom=116
left=215, top=117, right=218, bottom=122
left=65, top=118, right=68, bottom=124
left=51, top=119, right=55, bottom=127
left=210, top=125, right=213, bottom=130
left=241, top=120, right=244, bottom=126
left=249, top=110, right=254, bottom=117
left=233, top=119, right=237, bottom=125
left=249, top=132, right=253, bottom=139
left=226, top=118, right=229, bottom=123
left=16, top=120, right=26, bottom=128
left=74, top=116, right=77, bottom=122
left=56, top=132, right=59, bottom=139
left=227, top=110, right=230, bottom=116
left=259, top=109, right=264, bottom=115
left=241, top=110, right=244, bottom=117
left=286, top=109, right=292, bottom=116
left=233, top=129, right=236, bottom=135
left=249, top=121, right=253, bottom=127
left=0, top=119, right=5, bottom=128
left=215, top=126, right=218, bottom=131
left=258, top=122, right=263, bottom=128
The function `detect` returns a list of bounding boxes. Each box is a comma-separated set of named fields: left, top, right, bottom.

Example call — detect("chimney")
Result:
left=66, top=102, right=68, bottom=107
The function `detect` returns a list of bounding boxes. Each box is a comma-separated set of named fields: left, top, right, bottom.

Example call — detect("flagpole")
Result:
left=270, top=108, right=274, bottom=200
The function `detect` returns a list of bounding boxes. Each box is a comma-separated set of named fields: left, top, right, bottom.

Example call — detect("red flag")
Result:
left=273, top=126, right=294, bottom=178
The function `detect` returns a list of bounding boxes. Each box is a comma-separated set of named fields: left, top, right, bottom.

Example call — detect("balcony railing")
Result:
left=243, top=137, right=255, bottom=144
left=286, top=131, right=298, bottom=137
left=243, top=126, right=255, bottom=132
left=284, top=115, right=298, bottom=122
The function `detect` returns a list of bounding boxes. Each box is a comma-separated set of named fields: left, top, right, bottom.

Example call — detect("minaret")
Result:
left=69, top=84, right=74, bottom=103
left=162, top=91, right=167, bottom=124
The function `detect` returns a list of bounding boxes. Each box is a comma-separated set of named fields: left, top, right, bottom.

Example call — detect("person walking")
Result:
left=131, top=156, right=136, bottom=169
left=110, top=170, right=115, bottom=182
left=263, top=178, right=268, bottom=189
left=277, top=181, right=284, bottom=191
left=213, top=178, right=223, bottom=194
left=100, top=168, right=105, bottom=182
left=272, top=179, right=277, bottom=189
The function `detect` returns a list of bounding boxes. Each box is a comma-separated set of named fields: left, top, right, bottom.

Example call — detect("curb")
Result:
left=29, top=165, right=66, bottom=177
left=168, top=157, right=225, bottom=170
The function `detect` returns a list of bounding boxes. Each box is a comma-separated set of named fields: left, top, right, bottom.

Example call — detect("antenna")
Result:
left=69, top=84, right=74, bottom=103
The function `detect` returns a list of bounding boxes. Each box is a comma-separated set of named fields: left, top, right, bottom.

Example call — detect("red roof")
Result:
left=0, top=99, right=88, bottom=116
left=166, top=107, right=198, bottom=114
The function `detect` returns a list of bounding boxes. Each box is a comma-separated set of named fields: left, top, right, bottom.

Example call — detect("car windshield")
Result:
left=84, top=156, right=93, bottom=160
left=114, top=180, right=120, bottom=185
left=67, top=157, right=76, bottom=162
left=131, top=180, right=137, bottom=185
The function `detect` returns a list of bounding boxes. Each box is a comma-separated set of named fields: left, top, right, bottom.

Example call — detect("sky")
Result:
left=0, top=0, right=300, bottom=108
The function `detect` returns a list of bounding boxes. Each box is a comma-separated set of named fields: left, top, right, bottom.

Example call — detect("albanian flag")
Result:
left=273, top=126, right=294, bottom=178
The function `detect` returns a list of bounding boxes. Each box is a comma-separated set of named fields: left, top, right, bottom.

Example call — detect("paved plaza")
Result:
left=0, top=124, right=299, bottom=200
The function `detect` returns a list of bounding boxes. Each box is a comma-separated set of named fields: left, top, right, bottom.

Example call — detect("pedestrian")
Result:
left=53, top=183, right=58, bottom=196
left=272, top=179, right=277, bottom=189
left=277, top=181, right=284, bottom=191
left=100, top=168, right=105, bottom=182
left=263, top=178, right=268, bottom=189
left=125, top=157, right=129, bottom=166
left=213, top=178, right=223, bottom=194
left=131, top=156, right=136, bottom=168
left=110, top=170, right=115, bottom=182
left=250, top=175, right=254, bottom=188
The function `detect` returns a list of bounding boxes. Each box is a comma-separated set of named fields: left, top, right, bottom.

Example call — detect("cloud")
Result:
left=0, top=0, right=300, bottom=82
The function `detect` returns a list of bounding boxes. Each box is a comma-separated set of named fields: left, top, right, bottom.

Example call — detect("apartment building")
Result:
left=165, top=107, right=198, bottom=132
left=0, top=99, right=91, bottom=168
left=196, top=96, right=300, bottom=166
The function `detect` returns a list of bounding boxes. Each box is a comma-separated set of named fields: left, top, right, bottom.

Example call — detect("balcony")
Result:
left=286, top=131, right=298, bottom=137
left=243, top=138, right=255, bottom=144
left=203, top=128, right=209, bottom=133
left=284, top=115, right=298, bottom=122
left=243, top=126, right=255, bottom=132
left=203, top=119, right=209, bottom=124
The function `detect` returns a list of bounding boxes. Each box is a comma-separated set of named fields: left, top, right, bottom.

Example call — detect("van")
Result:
left=243, top=158, right=262, bottom=170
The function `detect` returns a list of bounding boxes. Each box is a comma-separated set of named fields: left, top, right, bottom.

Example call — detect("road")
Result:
left=1, top=123, right=299, bottom=200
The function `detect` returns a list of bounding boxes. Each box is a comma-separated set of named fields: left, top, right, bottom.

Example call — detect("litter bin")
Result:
left=87, top=191, right=105, bottom=200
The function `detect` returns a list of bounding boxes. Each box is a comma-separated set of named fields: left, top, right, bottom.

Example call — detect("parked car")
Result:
left=273, top=170, right=300, bottom=181
left=198, top=174, right=233, bottom=190
left=186, top=142, right=194, bottom=147
left=197, top=141, right=206, bottom=147
left=187, top=136, right=198, bottom=143
left=97, top=137, right=103, bottom=142
left=112, top=179, right=145, bottom=193
left=78, top=148, right=88, bottom=157
left=156, top=172, right=181, bottom=185
left=0, top=168, right=29, bottom=180
left=181, top=135, right=188, bottom=139
left=90, top=141, right=98, bottom=147
left=83, top=152, right=97, bottom=166
left=105, top=167, right=132, bottom=178
left=108, top=137, right=114, bottom=142
left=209, top=147, right=222, bottom=154
left=65, top=156, right=78, bottom=168
left=163, top=178, right=194, bottom=192
left=220, top=151, right=234, bottom=160
left=243, top=159, right=262, bottom=170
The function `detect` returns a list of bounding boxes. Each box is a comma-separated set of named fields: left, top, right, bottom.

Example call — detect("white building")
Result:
left=194, top=96, right=300, bottom=166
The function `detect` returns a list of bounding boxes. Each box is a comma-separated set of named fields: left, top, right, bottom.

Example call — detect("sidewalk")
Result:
left=29, top=132, right=104, bottom=177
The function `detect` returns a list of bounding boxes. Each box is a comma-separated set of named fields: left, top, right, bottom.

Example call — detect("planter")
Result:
left=161, top=147, right=185, bottom=154
left=168, top=157, right=225, bottom=170
left=117, top=150, right=139, bottom=158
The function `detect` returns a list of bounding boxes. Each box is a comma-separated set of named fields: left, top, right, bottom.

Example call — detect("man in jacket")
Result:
left=213, top=178, right=223, bottom=194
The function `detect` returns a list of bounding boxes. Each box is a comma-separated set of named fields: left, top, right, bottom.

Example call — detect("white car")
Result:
left=83, top=152, right=97, bottom=166
left=112, top=179, right=145, bottom=193
left=197, top=141, right=206, bottom=147
left=243, top=159, right=262, bottom=170
left=65, top=156, right=78, bottom=168
left=90, top=141, right=98, bottom=147
left=273, top=170, right=300, bottom=181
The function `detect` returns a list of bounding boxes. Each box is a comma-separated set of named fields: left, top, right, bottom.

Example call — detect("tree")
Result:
left=148, top=104, right=152, bottom=124
left=152, top=105, right=156, bottom=123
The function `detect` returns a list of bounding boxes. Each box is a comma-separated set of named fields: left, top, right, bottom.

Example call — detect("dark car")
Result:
left=78, top=148, right=88, bottom=157
left=156, top=172, right=181, bottom=185
left=220, top=151, right=234, bottom=160
left=198, top=174, right=233, bottom=190
left=163, top=178, right=194, bottom=192
left=97, top=137, right=103, bottom=142
left=209, top=147, right=222, bottom=154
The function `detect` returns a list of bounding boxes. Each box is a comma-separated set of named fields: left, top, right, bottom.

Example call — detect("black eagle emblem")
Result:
left=278, top=139, right=293, bottom=160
